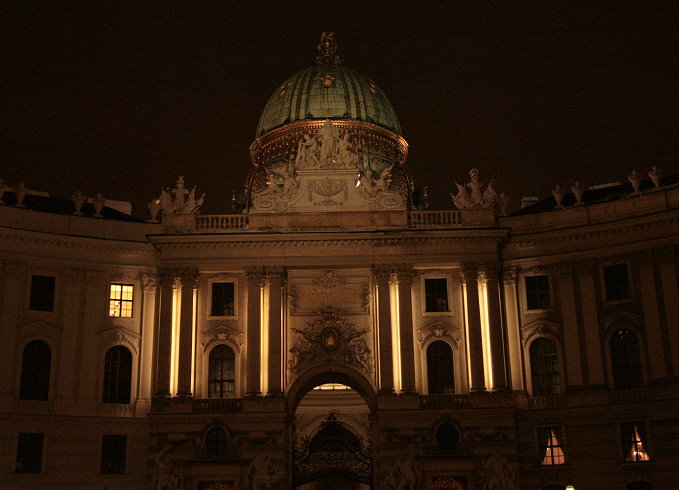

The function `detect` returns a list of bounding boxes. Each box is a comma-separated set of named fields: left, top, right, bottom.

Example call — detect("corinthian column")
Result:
left=155, top=268, right=176, bottom=397
left=396, top=266, right=416, bottom=393
left=461, top=264, right=485, bottom=392
left=139, top=274, right=158, bottom=406
left=502, top=267, right=524, bottom=391
left=373, top=265, right=394, bottom=393
left=246, top=268, right=264, bottom=396
left=177, top=268, right=198, bottom=397
left=481, top=264, right=507, bottom=391
left=267, top=267, right=285, bottom=395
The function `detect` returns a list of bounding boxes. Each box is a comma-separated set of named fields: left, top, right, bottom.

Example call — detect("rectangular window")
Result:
left=538, top=427, right=565, bottom=465
left=109, top=283, right=134, bottom=317
left=101, top=435, right=127, bottom=474
left=525, top=274, right=551, bottom=310
left=425, top=278, right=449, bottom=312
left=621, top=423, right=650, bottom=462
left=211, top=282, right=235, bottom=317
left=29, top=275, right=55, bottom=311
left=16, top=432, right=43, bottom=473
left=604, top=264, right=630, bottom=301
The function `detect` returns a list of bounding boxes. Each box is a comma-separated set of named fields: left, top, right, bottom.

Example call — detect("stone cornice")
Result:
left=506, top=215, right=679, bottom=250
left=0, top=227, right=155, bottom=256
left=149, top=234, right=503, bottom=250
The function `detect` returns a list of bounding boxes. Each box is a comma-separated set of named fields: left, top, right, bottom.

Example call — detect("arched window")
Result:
left=205, top=427, right=228, bottom=457
left=611, top=329, right=642, bottom=389
left=435, top=422, right=459, bottom=452
left=427, top=341, right=454, bottom=394
left=208, top=345, right=235, bottom=399
left=103, top=346, right=132, bottom=404
left=530, top=338, right=560, bottom=395
left=20, top=340, right=51, bottom=400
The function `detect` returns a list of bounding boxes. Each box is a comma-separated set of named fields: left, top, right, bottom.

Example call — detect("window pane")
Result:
left=525, top=275, right=550, bottom=310
left=427, top=341, right=454, bottom=394
left=211, top=283, right=235, bottom=317
left=611, top=329, right=642, bottom=389
left=103, top=346, right=132, bottom=404
left=208, top=345, right=235, bottom=399
left=538, top=428, right=565, bottom=465
left=530, top=338, right=559, bottom=395
left=109, top=283, right=133, bottom=317
left=101, top=435, right=126, bottom=474
left=425, top=278, right=448, bottom=312
left=29, top=275, right=55, bottom=311
left=20, top=340, right=51, bottom=400
left=604, top=264, right=630, bottom=301
left=16, top=433, right=43, bottom=473
left=621, top=423, right=650, bottom=462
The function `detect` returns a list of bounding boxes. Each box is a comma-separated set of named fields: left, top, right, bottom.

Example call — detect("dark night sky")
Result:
left=2, top=2, right=677, bottom=215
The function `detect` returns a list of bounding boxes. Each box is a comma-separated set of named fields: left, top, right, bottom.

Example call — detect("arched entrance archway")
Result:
left=287, top=365, right=375, bottom=489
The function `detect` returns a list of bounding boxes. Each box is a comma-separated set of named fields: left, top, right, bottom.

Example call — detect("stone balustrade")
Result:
left=195, top=214, right=249, bottom=231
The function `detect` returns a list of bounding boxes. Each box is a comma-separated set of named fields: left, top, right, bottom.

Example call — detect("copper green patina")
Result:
left=256, top=33, right=401, bottom=138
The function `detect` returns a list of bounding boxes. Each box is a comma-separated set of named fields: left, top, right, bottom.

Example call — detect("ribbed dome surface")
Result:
left=256, top=63, right=401, bottom=137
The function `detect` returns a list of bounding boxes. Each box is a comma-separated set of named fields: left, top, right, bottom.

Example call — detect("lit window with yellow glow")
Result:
left=109, top=283, right=133, bottom=317
left=622, top=423, right=650, bottom=462
left=539, top=428, right=565, bottom=465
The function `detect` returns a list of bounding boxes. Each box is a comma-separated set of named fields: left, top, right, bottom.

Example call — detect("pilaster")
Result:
left=246, top=267, right=264, bottom=396
left=461, top=263, right=485, bottom=392
left=267, top=267, right=285, bottom=395
left=138, top=273, right=158, bottom=411
left=502, top=267, right=524, bottom=392
left=574, top=260, right=604, bottom=386
left=556, top=262, right=583, bottom=388
left=636, top=253, right=667, bottom=381
left=480, top=264, right=507, bottom=391
left=373, top=265, right=394, bottom=393
left=154, top=268, right=176, bottom=397
left=0, top=261, right=25, bottom=409
left=656, top=247, right=679, bottom=376
left=395, top=265, right=416, bottom=393
left=177, top=268, right=198, bottom=397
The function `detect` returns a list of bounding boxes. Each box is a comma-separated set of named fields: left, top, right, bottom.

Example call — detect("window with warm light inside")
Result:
left=109, top=283, right=133, bottom=317
left=621, top=423, right=650, bottom=462
left=538, top=427, right=565, bottom=465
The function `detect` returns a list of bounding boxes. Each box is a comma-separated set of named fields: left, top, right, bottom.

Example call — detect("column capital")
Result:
left=479, top=263, right=501, bottom=282
left=265, top=266, right=286, bottom=284
left=3, top=260, right=27, bottom=274
left=573, top=259, right=594, bottom=276
left=372, top=265, right=393, bottom=286
left=177, top=267, right=199, bottom=288
left=64, top=267, right=85, bottom=280
left=158, top=267, right=178, bottom=287
left=628, top=251, right=653, bottom=268
left=246, top=267, right=264, bottom=284
left=555, top=261, right=574, bottom=279
left=502, top=266, right=518, bottom=285
left=655, top=245, right=676, bottom=264
left=459, top=263, right=480, bottom=284
left=394, top=265, right=416, bottom=285
left=142, top=273, right=159, bottom=290
left=85, top=269, right=104, bottom=284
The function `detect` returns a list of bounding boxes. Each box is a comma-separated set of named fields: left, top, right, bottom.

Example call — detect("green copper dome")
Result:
left=256, top=63, right=402, bottom=138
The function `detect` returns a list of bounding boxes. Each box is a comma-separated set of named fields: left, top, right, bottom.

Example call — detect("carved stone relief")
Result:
left=288, top=270, right=370, bottom=315
left=288, top=307, right=372, bottom=375
left=520, top=319, right=562, bottom=347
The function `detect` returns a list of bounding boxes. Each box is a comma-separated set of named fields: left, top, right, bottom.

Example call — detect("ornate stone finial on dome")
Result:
left=316, top=32, right=341, bottom=65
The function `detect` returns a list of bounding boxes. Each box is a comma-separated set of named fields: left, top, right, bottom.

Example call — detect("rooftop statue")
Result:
left=316, top=32, right=340, bottom=65
left=319, top=120, right=340, bottom=167
left=156, top=176, right=205, bottom=217
left=451, top=168, right=505, bottom=211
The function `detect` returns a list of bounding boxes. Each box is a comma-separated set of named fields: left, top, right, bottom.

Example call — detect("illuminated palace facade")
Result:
left=2, top=36, right=679, bottom=490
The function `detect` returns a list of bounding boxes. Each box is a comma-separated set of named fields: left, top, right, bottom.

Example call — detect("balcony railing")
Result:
left=408, top=210, right=463, bottom=228
left=420, top=394, right=471, bottom=408
left=192, top=398, right=243, bottom=413
left=195, top=214, right=249, bottom=231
